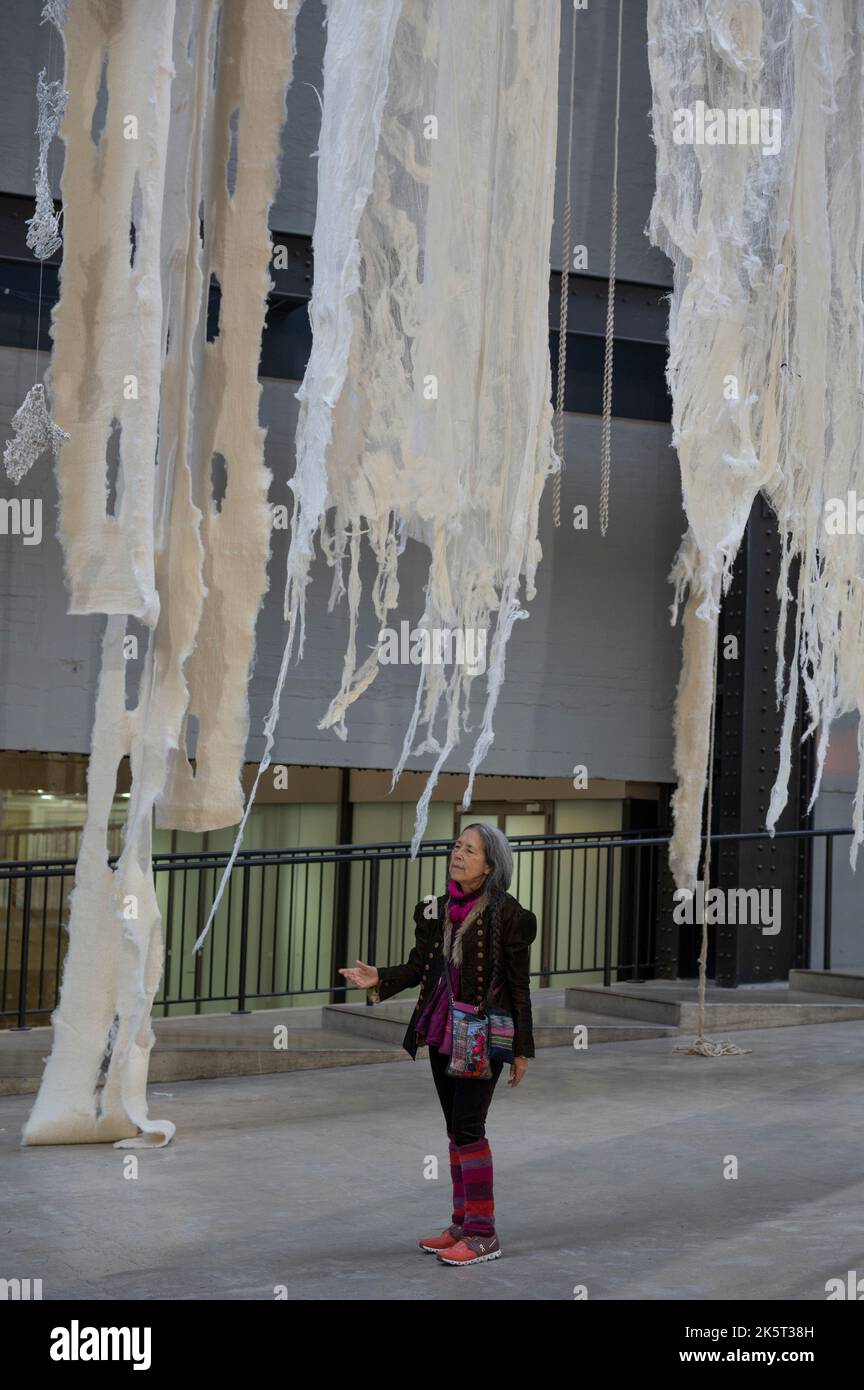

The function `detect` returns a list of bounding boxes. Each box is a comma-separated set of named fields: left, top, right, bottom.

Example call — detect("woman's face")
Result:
left=449, top=827, right=491, bottom=890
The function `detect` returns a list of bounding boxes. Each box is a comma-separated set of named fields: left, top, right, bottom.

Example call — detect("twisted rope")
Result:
left=553, top=7, right=577, bottom=529
left=599, top=0, right=624, bottom=538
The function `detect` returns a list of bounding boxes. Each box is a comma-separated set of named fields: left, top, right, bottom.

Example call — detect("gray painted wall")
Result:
left=0, top=344, right=684, bottom=777
left=0, top=0, right=682, bottom=775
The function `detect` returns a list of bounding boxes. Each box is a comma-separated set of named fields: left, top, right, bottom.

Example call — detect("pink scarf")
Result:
left=447, top=876, right=485, bottom=924
left=415, top=877, right=487, bottom=1051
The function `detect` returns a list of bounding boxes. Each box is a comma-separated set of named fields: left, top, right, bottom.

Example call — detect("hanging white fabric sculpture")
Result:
left=23, top=0, right=557, bottom=1140
left=199, top=0, right=561, bottom=944
left=24, top=0, right=301, bottom=1147
left=646, top=0, right=864, bottom=891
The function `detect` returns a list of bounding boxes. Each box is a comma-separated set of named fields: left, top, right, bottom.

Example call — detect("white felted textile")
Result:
left=646, top=0, right=864, bottom=890
left=155, top=0, right=287, bottom=832
left=199, top=0, right=560, bottom=945
left=24, top=0, right=299, bottom=1147
left=334, top=0, right=561, bottom=849
left=48, top=0, right=176, bottom=623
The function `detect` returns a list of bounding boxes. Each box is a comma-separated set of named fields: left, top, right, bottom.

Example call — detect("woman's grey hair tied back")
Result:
left=461, top=821, right=513, bottom=898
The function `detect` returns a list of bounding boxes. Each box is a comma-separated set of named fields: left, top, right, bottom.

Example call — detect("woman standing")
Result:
left=339, top=823, right=537, bottom=1267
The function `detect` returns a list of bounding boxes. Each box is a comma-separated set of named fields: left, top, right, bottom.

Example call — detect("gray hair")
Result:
left=460, top=822, right=513, bottom=897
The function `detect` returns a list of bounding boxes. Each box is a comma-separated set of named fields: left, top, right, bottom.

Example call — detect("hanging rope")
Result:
left=598, top=0, right=623, bottom=538
left=3, top=6, right=69, bottom=485
left=673, top=612, right=751, bottom=1058
left=552, top=3, right=577, bottom=529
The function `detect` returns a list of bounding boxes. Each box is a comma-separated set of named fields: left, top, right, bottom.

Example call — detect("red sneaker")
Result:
left=436, top=1233, right=501, bottom=1265
left=418, top=1224, right=463, bottom=1253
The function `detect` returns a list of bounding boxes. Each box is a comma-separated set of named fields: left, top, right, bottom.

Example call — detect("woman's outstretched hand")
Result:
left=507, top=1056, right=529, bottom=1087
left=339, top=960, right=379, bottom=990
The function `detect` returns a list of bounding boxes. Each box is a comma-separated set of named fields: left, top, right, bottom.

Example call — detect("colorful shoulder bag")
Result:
left=442, top=912, right=516, bottom=1077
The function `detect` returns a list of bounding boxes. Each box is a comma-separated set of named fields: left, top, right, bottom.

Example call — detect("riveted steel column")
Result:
left=712, top=495, right=812, bottom=985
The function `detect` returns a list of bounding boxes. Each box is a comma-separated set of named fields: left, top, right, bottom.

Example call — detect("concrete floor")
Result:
left=3, top=1020, right=864, bottom=1300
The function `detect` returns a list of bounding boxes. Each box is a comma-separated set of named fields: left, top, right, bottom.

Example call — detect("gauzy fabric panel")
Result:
left=244, top=0, right=561, bottom=868
left=156, top=0, right=294, bottom=831
left=190, top=0, right=404, bottom=948
left=24, top=0, right=300, bottom=1147
left=646, top=0, right=864, bottom=889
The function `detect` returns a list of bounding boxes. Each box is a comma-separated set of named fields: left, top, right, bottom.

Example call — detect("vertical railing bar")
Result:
left=286, top=863, right=295, bottom=995
left=271, top=862, right=280, bottom=996
left=163, top=838, right=177, bottom=1011
left=593, top=843, right=601, bottom=970
left=15, top=872, right=33, bottom=1030
left=37, top=871, right=49, bottom=1011
left=234, top=863, right=250, bottom=1014
left=603, top=843, right=614, bottom=987
left=633, top=840, right=643, bottom=981
left=315, top=858, right=324, bottom=994
left=54, top=871, right=65, bottom=1010
left=579, top=847, right=587, bottom=971
left=386, top=851, right=395, bottom=967
left=368, top=858, right=380, bottom=984
left=257, top=862, right=267, bottom=998
left=1, top=861, right=11, bottom=1014
left=823, top=834, right=833, bottom=971
left=567, top=846, right=575, bottom=974
left=300, top=855, right=310, bottom=992
left=179, top=865, right=188, bottom=1010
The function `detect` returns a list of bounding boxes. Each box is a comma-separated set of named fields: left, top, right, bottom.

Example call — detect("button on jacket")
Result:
left=367, top=892, right=537, bottom=1060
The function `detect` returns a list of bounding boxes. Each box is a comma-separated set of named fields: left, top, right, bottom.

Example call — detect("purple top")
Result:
left=415, top=960, right=461, bottom=1054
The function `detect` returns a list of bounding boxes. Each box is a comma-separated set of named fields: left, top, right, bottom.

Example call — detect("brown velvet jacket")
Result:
left=367, top=891, right=537, bottom=1060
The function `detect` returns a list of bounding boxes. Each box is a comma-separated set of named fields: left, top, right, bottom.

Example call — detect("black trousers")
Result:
left=428, top=1042, right=505, bottom=1146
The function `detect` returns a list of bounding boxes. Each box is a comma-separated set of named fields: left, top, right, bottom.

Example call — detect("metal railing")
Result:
left=0, top=824, right=852, bottom=1029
